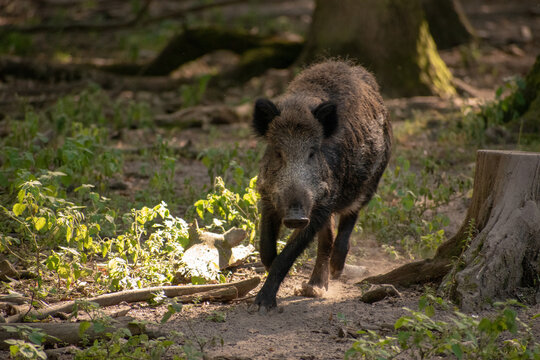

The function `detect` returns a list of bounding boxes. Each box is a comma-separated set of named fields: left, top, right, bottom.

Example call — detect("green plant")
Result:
left=193, top=176, right=259, bottom=243
left=102, top=202, right=190, bottom=290
left=346, top=296, right=540, bottom=360
left=180, top=74, right=212, bottom=108
left=74, top=300, right=189, bottom=360
left=357, top=156, right=470, bottom=259
left=448, top=76, right=527, bottom=146
left=147, top=136, right=178, bottom=205
left=206, top=310, right=227, bottom=323
left=0, top=32, right=33, bottom=56
left=2, top=173, right=100, bottom=291
left=198, top=143, right=263, bottom=193
left=3, top=325, right=49, bottom=360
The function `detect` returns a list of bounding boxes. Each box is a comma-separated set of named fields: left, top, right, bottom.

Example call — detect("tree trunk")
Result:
left=365, top=150, right=540, bottom=311
left=300, top=0, right=456, bottom=98
left=421, top=0, right=475, bottom=50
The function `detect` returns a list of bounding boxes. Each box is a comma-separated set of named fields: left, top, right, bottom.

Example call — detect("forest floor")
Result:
left=0, top=0, right=540, bottom=359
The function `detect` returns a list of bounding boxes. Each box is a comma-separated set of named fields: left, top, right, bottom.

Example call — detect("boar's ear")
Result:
left=313, top=101, right=338, bottom=138
left=253, top=98, right=280, bottom=137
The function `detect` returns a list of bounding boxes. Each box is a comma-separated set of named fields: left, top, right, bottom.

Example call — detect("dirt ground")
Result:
left=1, top=0, right=539, bottom=359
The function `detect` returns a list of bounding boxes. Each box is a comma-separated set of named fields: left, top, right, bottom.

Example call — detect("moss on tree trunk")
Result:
left=300, top=0, right=456, bottom=97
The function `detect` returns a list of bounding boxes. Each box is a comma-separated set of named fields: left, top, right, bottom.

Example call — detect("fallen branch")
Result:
left=6, top=277, right=260, bottom=323
left=0, top=316, right=143, bottom=349
left=359, top=284, right=401, bottom=304
left=176, top=287, right=238, bottom=303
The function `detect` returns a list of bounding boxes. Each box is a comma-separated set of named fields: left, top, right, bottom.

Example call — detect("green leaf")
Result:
left=425, top=305, right=435, bottom=318
left=394, top=317, right=408, bottom=329
left=451, top=343, right=463, bottom=359
left=401, top=191, right=416, bottom=212
left=12, top=203, right=27, bottom=216
left=9, top=344, right=20, bottom=356
left=17, top=189, right=25, bottom=204
left=28, top=330, right=45, bottom=345
left=191, top=276, right=207, bottom=285
left=92, top=321, right=106, bottom=334
left=397, top=330, right=410, bottom=345
left=34, top=217, right=47, bottom=231
left=79, top=321, right=92, bottom=337
left=161, top=310, right=173, bottom=324
left=478, top=318, right=492, bottom=332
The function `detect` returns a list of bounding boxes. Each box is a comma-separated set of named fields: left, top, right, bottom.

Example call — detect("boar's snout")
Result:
left=283, top=206, right=310, bottom=229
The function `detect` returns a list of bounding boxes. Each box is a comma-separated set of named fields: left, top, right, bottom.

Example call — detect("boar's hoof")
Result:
left=330, top=268, right=343, bottom=280
left=249, top=293, right=278, bottom=314
left=295, top=282, right=325, bottom=298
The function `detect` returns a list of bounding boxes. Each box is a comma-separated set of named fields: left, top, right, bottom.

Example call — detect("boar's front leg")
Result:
left=330, top=211, right=359, bottom=279
left=253, top=208, right=330, bottom=312
left=259, top=202, right=281, bottom=271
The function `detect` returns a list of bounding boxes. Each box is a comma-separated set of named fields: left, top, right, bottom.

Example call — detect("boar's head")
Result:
left=252, top=97, right=338, bottom=229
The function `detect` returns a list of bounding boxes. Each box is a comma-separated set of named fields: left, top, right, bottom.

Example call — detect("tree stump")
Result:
left=443, top=150, right=540, bottom=310
left=364, top=150, right=540, bottom=310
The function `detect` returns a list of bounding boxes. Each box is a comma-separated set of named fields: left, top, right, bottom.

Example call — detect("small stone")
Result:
left=520, top=25, right=533, bottom=42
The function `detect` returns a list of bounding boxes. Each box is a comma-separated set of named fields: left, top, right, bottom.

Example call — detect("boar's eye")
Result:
left=308, top=149, right=316, bottom=159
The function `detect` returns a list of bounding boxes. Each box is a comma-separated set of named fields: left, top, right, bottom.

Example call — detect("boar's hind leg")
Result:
left=253, top=209, right=330, bottom=311
left=330, top=211, right=359, bottom=279
left=259, top=205, right=281, bottom=271
left=299, top=215, right=335, bottom=297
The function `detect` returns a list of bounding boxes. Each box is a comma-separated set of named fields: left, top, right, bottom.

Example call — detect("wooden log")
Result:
left=6, top=277, right=260, bottom=323
left=0, top=317, right=142, bottom=350
left=360, top=285, right=401, bottom=304
left=176, top=287, right=238, bottom=303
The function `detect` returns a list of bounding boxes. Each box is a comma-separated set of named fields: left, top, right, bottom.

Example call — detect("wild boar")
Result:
left=251, top=60, right=392, bottom=311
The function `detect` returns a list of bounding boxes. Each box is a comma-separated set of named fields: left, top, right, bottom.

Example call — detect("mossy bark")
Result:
left=300, top=0, right=455, bottom=98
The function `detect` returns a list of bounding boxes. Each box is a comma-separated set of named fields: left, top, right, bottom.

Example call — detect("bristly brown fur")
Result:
left=251, top=60, right=392, bottom=311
